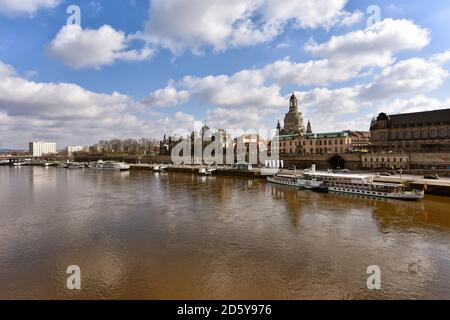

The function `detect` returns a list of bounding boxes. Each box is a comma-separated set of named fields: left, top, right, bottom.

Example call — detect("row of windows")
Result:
left=281, top=138, right=347, bottom=147
left=281, top=147, right=345, bottom=154
left=362, top=164, right=408, bottom=169
left=363, top=157, right=406, bottom=163
left=376, top=127, right=450, bottom=140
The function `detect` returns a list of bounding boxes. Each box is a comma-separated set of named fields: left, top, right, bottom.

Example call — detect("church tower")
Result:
left=280, top=93, right=305, bottom=135
left=306, top=119, right=312, bottom=134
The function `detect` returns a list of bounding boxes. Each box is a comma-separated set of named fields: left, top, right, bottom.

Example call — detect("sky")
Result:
left=1, top=0, right=450, bottom=149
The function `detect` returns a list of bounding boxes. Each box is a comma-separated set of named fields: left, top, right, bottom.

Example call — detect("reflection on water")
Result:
left=0, top=167, right=449, bottom=299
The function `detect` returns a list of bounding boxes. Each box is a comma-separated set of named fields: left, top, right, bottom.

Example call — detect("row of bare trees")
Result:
left=90, top=138, right=160, bottom=155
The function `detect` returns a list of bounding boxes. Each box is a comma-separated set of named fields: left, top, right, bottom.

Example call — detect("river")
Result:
left=0, top=166, right=449, bottom=299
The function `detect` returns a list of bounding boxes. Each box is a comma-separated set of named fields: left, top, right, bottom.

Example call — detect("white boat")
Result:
left=13, top=162, right=26, bottom=167
left=198, top=167, right=216, bottom=176
left=267, top=172, right=324, bottom=189
left=88, top=160, right=105, bottom=169
left=303, top=171, right=424, bottom=201
left=67, top=163, right=84, bottom=169
left=101, top=161, right=130, bottom=171
left=153, top=165, right=168, bottom=172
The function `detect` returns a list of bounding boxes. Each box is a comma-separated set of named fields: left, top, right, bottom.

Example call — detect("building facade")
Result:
left=67, top=146, right=89, bottom=156
left=370, top=109, right=450, bottom=152
left=276, top=96, right=370, bottom=156
left=362, top=153, right=409, bottom=170
left=277, top=131, right=370, bottom=155
left=29, top=142, right=57, bottom=157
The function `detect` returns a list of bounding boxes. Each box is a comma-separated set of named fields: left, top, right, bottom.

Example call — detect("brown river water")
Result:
left=0, top=166, right=449, bottom=299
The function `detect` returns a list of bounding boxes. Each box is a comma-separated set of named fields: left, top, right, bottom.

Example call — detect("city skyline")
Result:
left=1, top=0, right=450, bottom=149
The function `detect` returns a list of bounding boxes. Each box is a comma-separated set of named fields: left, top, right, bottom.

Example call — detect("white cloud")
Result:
left=297, top=87, right=362, bottom=116
left=180, top=69, right=286, bottom=109
left=49, top=25, right=153, bottom=69
left=338, top=10, right=363, bottom=26
left=362, top=58, right=449, bottom=100
left=206, top=107, right=270, bottom=130
left=0, top=60, right=198, bottom=147
left=0, top=61, right=16, bottom=77
left=142, top=83, right=190, bottom=108
left=0, top=0, right=60, bottom=17
left=142, top=0, right=350, bottom=53
left=383, top=95, right=450, bottom=114
left=261, top=19, right=431, bottom=86
left=431, top=50, right=450, bottom=65
left=306, top=19, right=430, bottom=59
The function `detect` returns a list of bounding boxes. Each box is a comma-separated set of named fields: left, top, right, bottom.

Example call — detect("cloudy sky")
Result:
left=1, top=0, right=450, bottom=149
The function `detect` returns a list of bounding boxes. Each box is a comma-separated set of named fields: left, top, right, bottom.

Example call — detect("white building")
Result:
left=67, top=146, right=88, bottom=156
left=29, top=142, right=57, bottom=157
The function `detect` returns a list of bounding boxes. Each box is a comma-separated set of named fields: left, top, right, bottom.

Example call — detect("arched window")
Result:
left=421, top=128, right=429, bottom=139
left=430, top=128, right=437, bottom=138
left=397, top=130, right=403, bottom=139
left=405, top=130, right=411, bottom=139
left=439, top=128, right=446, bottom=138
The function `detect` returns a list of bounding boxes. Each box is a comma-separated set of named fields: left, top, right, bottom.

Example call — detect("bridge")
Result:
left=0, top=155, right=65, bottom=164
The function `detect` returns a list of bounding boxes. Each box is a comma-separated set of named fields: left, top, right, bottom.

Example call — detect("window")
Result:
left=430, top=128, right=437, bottom=138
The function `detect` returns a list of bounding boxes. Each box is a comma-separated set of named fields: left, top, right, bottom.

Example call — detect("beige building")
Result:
left=277, top=131, right=370, bottom=156
left=276, top=95, right=370, bottom=156
left=362, top=153, right=409, bottom=170
left=67, top=145, right=89, bottom=156
left=370, top=109, right=450, bottom=152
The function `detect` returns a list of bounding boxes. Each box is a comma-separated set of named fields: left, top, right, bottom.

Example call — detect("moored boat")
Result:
left=101, top=161, right=130, bottom=171
left=267, top=172, right=324, bottom=189
left=67, top=163, right=84, bottom=169
left=303, top=171, right=424, bottom=201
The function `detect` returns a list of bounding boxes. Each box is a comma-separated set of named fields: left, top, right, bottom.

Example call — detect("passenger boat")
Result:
left=101, top=161, right=130, bottom=171
left=267, top=172, right=324, bottom=189
left=13, top=162, right=27, bottom=167
left=88, top=161, right=129, bottom=171
left=67, top=163, right=84, bottom=169
left=303, top=171, right=424, bottom=201
left=152, top=165, right=168, bottom=172
left=198, top=168, right=216, bottom=176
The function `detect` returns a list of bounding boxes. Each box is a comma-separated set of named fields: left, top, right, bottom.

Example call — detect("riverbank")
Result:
left=129, top=164, right=450, bottom=197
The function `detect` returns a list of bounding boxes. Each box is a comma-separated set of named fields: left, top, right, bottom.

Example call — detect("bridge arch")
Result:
left=329, top=155, right=345, bottom=169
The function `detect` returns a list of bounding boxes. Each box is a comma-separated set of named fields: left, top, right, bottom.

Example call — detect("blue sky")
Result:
left=1, top=0, right=450, bottom=149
